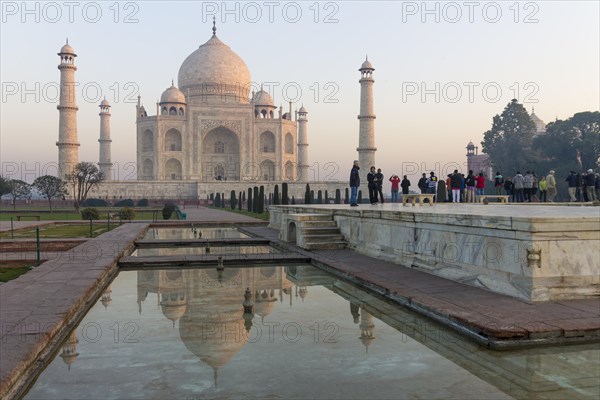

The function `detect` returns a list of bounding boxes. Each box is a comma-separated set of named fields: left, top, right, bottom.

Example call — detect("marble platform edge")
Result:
left=308, top=256, right=600, bottom=350
left=244, top=226, right=600, bottom=350
left=0, top=223, right=150, bottom=400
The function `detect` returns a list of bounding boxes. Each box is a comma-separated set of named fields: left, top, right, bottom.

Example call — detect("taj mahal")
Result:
left=55, top=22, right=375, bottom=200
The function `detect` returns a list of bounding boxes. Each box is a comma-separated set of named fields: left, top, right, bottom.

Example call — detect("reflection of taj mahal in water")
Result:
left=59, top=266, right=377, bottom=383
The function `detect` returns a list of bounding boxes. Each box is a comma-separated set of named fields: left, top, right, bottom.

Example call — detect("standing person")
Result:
left=475, top=173, right=486, bottom=196
left=400, top=175, right=411, bottom=198
left=523, top=171, right=534, bottom=202
left=504, top=177, right=513, bottom=199
left=538, top=175, right=547, bottom=202
left=465, top=170, right=476, bottom=203
left=595, top=173, right=600, bottom=202
left=584, top=169, right=596, bottom=201
left=427, top=171, right=438, bottom=194
left=446, top=174, right=452, bottom=202
left=531, top=172, right=538, bottom=201
left=367, top=166, right=378, bottom=205
left=494, top=172, right=504, bottom=195
left=375, top=168, right=385, bottom=203
left=566, top=171, right=578, bottom=202
left=450, top=170, right=462, bottom=203
left=546, top=170, right=557, bottom=202
left=513, top=171, right=525, bottom=203
left=418, top=173, right=428, bottom=194
left=389, top=174, right=400, bottom=203
left=349, top=160, right=360, bottom=206
left=460, top=174, right=466, bottom=202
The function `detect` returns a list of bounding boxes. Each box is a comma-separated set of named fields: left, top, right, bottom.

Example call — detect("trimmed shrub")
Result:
left=247, top=188, right=253, bottom=212
left=358, top=190, right=363, bottom=204
left=231, top=190, right=236, bottom=209
left=335, top=189, right=341, bottom=204
left=344, top=188, right=349, bottom=204
left=215, top=193, right=221, bottom=207
left=239, top=191, right=243, bottom=211
left=114, top=199, right=134, bottom=207
left=81, top=208, right=99, bottom=220
left=137, top=198, right=149, bottom=207
left=82, top=198, right=107, bottom=207
left=119, top=207, right=135, bottom=220
left=317, top=190, right=323, bottom=204
left=253, top=187, right=259, bottom=213
left=304, top=184, right=311, bottom=204
left=291, top=196, right=296, bottom=205
left=162, top=203, right=175, bottom=220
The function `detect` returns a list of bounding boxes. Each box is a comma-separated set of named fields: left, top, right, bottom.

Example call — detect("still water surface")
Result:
left=25, top=265, right=599, bottom=399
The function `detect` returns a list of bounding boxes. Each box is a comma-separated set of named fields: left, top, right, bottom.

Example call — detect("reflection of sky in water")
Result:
left=142, top=227, right=249, bottom=240
left=25, top=267, right=600, bottom=400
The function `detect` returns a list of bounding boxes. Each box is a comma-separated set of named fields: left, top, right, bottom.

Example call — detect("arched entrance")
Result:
left=202, top=127, right=240, bottom=180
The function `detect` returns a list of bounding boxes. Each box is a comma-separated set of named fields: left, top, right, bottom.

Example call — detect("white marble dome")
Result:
left=252, top=89, right=274, bottom=106
left=178, top=35, right=251, bottom=100
left=160, top=84, right=186, bottom=104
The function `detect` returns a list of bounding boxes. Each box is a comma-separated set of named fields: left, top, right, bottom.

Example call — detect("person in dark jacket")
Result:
left=566, top=171, right=578, bottom=202
left=367, top=166, right=378, bottom=205
left=418, top=173, right=428, bottom=194
left=450, top=170, right=462, bottom=203
left=400, top=175, right=411, bottom=195
left=375, top=168, right=384, bottom=203
left=349, top=160, right=360, bottom=206
left=465, top=170, right=476, bottom=203
left=584, top=169, right=596, bottom=201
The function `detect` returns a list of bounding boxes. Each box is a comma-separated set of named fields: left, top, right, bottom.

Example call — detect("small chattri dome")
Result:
left=160, top=84, right=186, bottom=104
left=253, top=90, right=274, bottom=106
left=467, top=140, right=475, bottom=147
left=59, top=42, right=75, bottom=55
left=100, top=99, right=110, bottom=107
left=298, top=105, right=307, bottom=113
left=360, top=57, right=374, bottom=70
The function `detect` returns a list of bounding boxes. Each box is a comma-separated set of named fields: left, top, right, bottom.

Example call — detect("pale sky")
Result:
left=1, top=1, right=599, bottom=183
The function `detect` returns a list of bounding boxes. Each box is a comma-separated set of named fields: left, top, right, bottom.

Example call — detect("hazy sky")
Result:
left=1, top=1, right=598, bottom=183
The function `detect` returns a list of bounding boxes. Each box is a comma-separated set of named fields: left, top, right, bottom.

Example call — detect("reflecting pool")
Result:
left=25, top=266, right=600, bottom=400
left=142, top=227, right=249, bottom=240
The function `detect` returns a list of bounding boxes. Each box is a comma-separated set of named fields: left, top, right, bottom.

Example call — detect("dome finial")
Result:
left=66, top=37, right=68, bottom=45
left=171, top=78, right=174, bottom=86
left=532, top=106, right=535, bottom=114
left=212, top=16, right=217, bottom=36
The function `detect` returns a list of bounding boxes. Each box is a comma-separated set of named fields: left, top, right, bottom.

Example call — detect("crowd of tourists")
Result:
left=348, top=160, right=600, bottom=205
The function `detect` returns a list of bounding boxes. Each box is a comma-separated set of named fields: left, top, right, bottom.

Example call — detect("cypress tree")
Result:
left=230, top=190, right=236, bottom=209
left=258, top=186, right=265, bottom=213
left=335, top=189, right=341, bottom=204
left=304, top=184, right=311, bottom=204
left=291, top=196, right=296, bottom=205
left=253, top=186, right=259, bottom=213
left=282, top=182, right=289, bottom=205
left=222, top=193, right=225, bottom=208
left=215, top=193, right=221, bottom=207
left=344, top=188, right=349, bottom=204
left=247, top=188, right=253, bottom=212
left=274, top=184, right=280, bottom=205
left=317, top=190, right=323, bottom=204
left=238, top=191, right=243, bottom=210
left=358, top=190, right=363, bottom=204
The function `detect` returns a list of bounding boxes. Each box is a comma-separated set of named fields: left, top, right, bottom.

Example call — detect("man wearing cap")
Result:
left=565, top=171, right=579, bottom=202
left=546, top=170, right=557, bottom=202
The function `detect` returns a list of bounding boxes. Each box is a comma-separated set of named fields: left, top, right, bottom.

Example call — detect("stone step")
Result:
left=299, top=220, right=338, bottom=228
left=304, top=241, right=346, bottom=250
left=303, top=234, right=345, bottom=241
left=302, top=227, right=341, bottom=235
left=290, top=213, right=334, bottom=222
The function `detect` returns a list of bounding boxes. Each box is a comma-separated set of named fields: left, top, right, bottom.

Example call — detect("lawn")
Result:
left=0, top=261, right=33, bottom=282
left=0, top=208, right=164, bottom=221
left=0, top=223, right=119, bottom=239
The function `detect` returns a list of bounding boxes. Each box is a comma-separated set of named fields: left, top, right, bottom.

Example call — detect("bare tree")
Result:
left=33, top=175, right=68, bottom=213
left=68, top=162, right=105, bottom=212
left=7, top=180, right=31, bottom=211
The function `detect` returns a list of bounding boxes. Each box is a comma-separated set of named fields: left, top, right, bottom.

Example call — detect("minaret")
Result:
left=98, top=99, right=113, bottom=180
left=56, top=39, right=80, bottom=178
left=297, top=105, right=309, bottom=182
left=357, top=56, right=376, bottom=184
left=359, top=309, right=375, bottom=353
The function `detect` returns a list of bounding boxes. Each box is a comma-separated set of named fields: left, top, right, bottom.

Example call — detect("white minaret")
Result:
left=98, top=99, right=113, bottom=180
left=56, top=39, right=80, bottom=178
left=297, top=105, right=309, bottom=182
left=357, top=56, right=376, bottom=184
